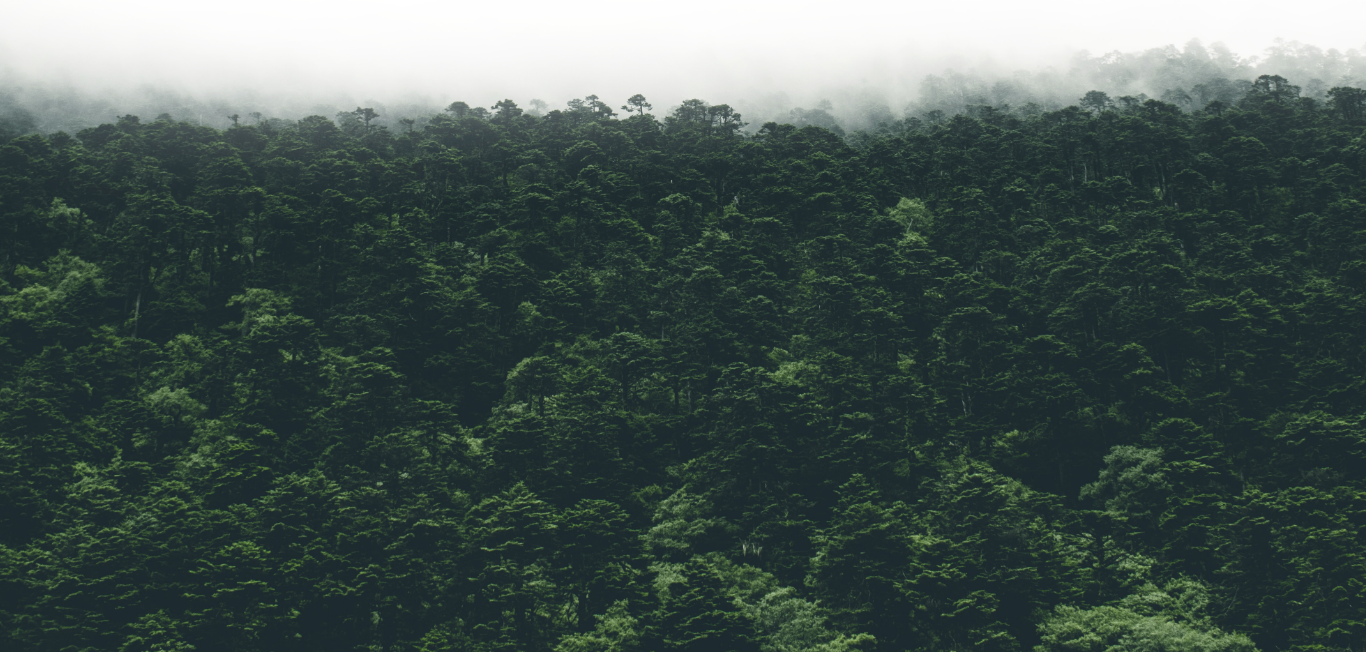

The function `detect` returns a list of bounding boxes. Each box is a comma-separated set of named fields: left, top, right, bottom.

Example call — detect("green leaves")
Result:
left=808, top=475, right=909, bottom=643
left=4, top=81, right=1366, bottom=652
left=1082, top=446, right=1171, bottom=518
left=651, top=556, right=760, bottom=652
left=1038, top=580, right=1258, bottom=652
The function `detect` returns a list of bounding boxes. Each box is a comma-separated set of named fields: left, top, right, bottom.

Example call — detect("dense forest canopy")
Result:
left=2, top=61, right=1366, bottom=652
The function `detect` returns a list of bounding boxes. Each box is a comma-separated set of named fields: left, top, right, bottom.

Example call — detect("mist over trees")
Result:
left=3, top=35, right=1366, bottom=652
left=4, top=38, right=1365, bottom=138
left=817, top=38, right=1366, bottom=134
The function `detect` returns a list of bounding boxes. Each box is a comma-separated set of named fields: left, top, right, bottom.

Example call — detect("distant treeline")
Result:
left=2, top=64, right=1366, bottom=652
left=4, top=38, right=1364, bottom=138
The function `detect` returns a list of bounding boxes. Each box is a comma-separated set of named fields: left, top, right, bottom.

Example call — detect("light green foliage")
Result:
left=644, top=490, right=734, bottom=558
left=120, top=610, right=197, bottom=652
left=888, top=197, right=933, bottom=233
left=555, top=601, right=641, bottom=652
left=649, top=555, right=761, bottom=652
left=749, top=587, right=875, bottom=652
left=145, top=386, right=206, bottom=426
left=1081, top=446, right=1171, bottom=516
left=3, top=253, right=106, bottom=340
left=1038, top=580, right=1257, bottom=652
left=417, top=620, right=473, bottom=652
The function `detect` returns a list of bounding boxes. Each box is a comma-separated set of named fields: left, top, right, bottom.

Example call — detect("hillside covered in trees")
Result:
left=2, top=74, right=1366, bottom=652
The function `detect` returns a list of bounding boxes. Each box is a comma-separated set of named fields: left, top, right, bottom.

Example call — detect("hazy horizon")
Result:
left=3, top=0, right=1365, bottom=132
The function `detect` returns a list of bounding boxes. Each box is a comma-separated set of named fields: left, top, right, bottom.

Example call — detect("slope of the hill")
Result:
left=1, top=79, right=1365, bottom=652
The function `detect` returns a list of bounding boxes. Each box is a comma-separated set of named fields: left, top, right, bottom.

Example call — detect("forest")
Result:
left=1, top=68, right=1366, bottom=652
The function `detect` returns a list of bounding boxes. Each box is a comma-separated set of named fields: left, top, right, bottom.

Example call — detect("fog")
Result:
left=2, top=0, right=1365, bottom=134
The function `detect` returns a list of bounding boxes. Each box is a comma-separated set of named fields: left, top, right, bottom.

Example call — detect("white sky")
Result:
left=2, top=0, right=1363, bottom=115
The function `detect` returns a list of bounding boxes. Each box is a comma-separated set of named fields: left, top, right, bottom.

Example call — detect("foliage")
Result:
left=3, top=78, right=1366, bottom=651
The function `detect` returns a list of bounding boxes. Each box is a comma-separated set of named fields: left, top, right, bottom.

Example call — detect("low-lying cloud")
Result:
left=3, top=0, right=1364, bottom=134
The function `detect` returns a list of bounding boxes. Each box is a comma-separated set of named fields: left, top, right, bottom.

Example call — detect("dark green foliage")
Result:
left=2, top=84, right=1365, bottom=652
